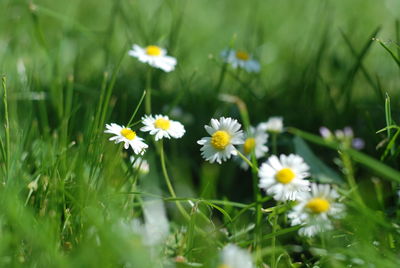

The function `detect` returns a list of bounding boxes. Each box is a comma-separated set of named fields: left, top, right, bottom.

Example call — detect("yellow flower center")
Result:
left=306, top=198, right=330, bottom=213
left=218, top=265, right=232, bottom=268
left=275, top=168, right=295, bottom=184
left=211, top=130, right=231, bottom=150
left=120, top=128, right=136, bottom=140
left=154, top=118, right=171, bottom=130
left=243, top=137, right=256, bottom=155
left=236, top=51, right=250, bottom=61
left=146, top=45, right=162, bottom=56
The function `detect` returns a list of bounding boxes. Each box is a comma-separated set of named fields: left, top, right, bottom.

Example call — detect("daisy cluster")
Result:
left=197, top=116, right=345, bottom=237
left=104, top=114, right=185, bottom=172
left=114, top=42, right=347, bottom=259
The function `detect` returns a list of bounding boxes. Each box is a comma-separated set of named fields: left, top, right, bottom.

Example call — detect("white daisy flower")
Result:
left=197, top=117, right=244, bottom=164
left=104, top=123, right=148, bottom=155
left=218, top=244, right=254, bottom=268
left=259, top=116, right=284, bottom=133
left=130, top=156, right=150, bottom=174
left=240, top=124, right=269, bottom=170
left=221, top=49, right=260, bottom=73
left=140, top=114, right=185, bottom=141
left=288, top=183, right=345, bottom=237
left=128, top=44, right=177, bottom=72
left=258, top=154, right=310, bottom=201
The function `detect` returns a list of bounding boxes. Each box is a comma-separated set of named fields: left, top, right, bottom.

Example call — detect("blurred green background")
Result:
left=1, top=0, right=400, bottom=135
left=1, top=0, right=400, bottom=267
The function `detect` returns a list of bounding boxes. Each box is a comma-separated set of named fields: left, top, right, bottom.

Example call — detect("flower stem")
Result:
left=160, top=141, right=177, bottom=197
left=250, top=151, right=263, bottom=265
left=271, top=205, right=279, bottom=268
left=159, top=140, right=190, bottom=220
left=271, top=133, right=278, bottom=155
left=340, top=150, right=365, bottom=207
left=236, top=150, right=258, bottom=171
left=145, top=68, right=152, bottom=114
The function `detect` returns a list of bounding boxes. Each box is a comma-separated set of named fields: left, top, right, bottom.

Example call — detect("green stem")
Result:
left=340, top=150, right=365, bottom=206
left=236, top=150, right=257, bottom=171
left=272, top=133, right=278, bottom=155
left=214, top=36, right=236, bottom=94
left=250, top=150, right=263, bottom=265
left=214, top=61, right=228, bottom=94
left=160, top=141, right=177, bottom=197
left=145, top=68, right=152, bottom=114
left=231, top=96, right=263, bottom=263
left=127, top=90, right=146, bottom=127
left=160, top=141, right=190, bottom=220
left=271, top=205, right=280, bottom=268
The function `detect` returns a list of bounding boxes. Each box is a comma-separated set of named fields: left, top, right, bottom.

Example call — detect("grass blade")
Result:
left=374, top=38, right=400, bottom=69
left=289, top=127, right=400, bottom=183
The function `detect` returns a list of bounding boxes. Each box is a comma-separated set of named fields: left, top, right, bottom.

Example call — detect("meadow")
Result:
left=1, top=0, right=400, bottom=267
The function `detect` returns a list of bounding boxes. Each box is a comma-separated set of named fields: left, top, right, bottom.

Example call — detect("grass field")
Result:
left=1, top=0, right=400, bottom=267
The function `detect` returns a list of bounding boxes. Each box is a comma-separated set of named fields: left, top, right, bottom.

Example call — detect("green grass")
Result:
left=1, top=0, right=400, bottom=267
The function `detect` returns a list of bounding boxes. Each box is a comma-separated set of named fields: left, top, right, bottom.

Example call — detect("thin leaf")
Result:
left=293, top=136, right=343, bottom=184
left=202, top=201, right=232, bottom=222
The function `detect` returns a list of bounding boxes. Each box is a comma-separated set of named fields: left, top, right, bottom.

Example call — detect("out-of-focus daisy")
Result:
left=128, top=44, right=177, bottom=72
left=104, top=123, right=148, bottom=154
left=197, top=117, right=244, bottom=164
left=288, top=183, right=345, bottom=237
left=120, top=199, right=170, bottom=246
left=140, top=114, right=185, bottom=141
left=162, top=105, right=194, bottom=125
left=130, top=156, right=150, bottom=174
left=221, top=49, right=260, bottom=73
left=259, top=116, right=284, bottom=133
left=218, top=244, right=254, bottom=268
left=239, top=124, right=269, bottom=170
left=258, top=154, right=310, bottom=201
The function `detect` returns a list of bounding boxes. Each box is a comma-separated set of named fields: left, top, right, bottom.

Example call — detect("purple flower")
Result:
left=319, top=127, right=332, bottom=139
left=352, top=138, right=365, bottom=150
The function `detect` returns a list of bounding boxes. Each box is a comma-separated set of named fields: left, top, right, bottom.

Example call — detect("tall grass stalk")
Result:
left=127, top=90, right=147, bottom=127
left=2, top=76, right=10, bottom=182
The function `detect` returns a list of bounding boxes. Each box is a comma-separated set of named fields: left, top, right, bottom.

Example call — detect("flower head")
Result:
left=319, top=126, right=333, bottom=139
left=104, top=123, right=148, bottom=154
left=140, top=114, right=185, bottom=141
left=130, top=156, right=150, bottom=174
left=288, top=183, right=345, bottom=237
left=197, top=117, right=244, bottom=164
left=221, top=49, right=260, bottom=73
left=128, top=44, right=177, bottom=72
left=218, top=244, right=254, bottom=268
left=239, top=124, right=269, bottom=170
left=258, top=154, right=310, bottom=201
left=259, top=116, right=284, bottom=133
